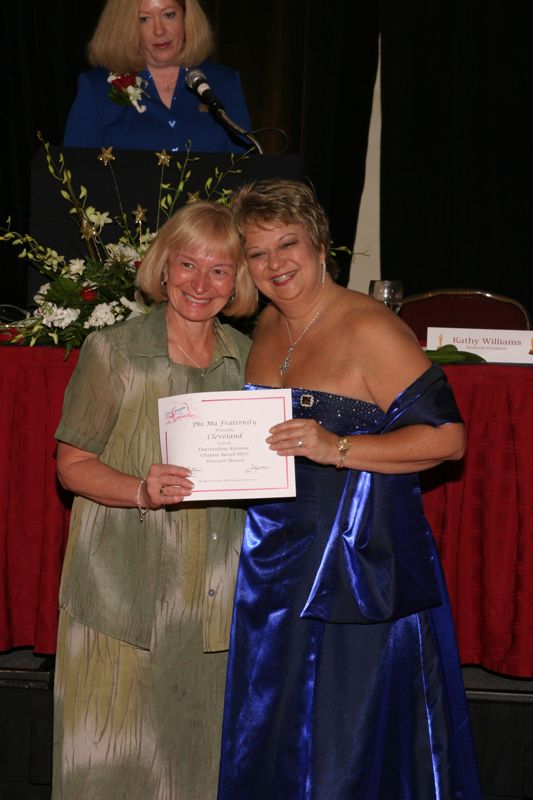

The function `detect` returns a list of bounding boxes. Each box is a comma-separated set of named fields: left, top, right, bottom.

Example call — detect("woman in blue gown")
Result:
left=218, top=179, right=483, bottom=799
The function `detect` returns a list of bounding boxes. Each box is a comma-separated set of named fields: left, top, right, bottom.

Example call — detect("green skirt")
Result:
left=52, top=509, right=228, bottom=800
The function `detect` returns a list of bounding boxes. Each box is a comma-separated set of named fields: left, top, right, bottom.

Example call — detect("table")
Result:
left=421, top=363, right=533, bottom=677
left=1, top=348, right=532, bottom=675
left=0, top=346, right=79, bottom=654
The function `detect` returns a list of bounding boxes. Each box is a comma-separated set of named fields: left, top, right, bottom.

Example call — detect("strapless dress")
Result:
left=218, top=373, right=482, bottom=799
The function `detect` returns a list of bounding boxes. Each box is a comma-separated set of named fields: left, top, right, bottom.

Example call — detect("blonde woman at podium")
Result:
left=64, top=0, right=251, bottom=152
left=52, top=201, right=256, bottom=799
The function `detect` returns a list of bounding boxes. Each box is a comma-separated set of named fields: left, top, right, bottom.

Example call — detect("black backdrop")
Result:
left=380, top=1, right=533, bottom=319
left=1, top=1, right=532, bottom=320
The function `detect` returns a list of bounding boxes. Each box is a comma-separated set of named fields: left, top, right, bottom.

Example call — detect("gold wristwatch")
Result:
left=336, top=437, right=351, bottom=469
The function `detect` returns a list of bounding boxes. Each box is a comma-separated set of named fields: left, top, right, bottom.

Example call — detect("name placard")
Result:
left=426, top=328, right=533, bottom=364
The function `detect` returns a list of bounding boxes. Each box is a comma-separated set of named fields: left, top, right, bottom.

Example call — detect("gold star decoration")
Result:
left=187, top=191, right=200, bottom=204
left=97, top=147, right=116, bottom=166
left=81, top=221, right=97, bottom=240
left=155, top=150, right=171, bottom=167
left=133, top=204, right=148, bottom=224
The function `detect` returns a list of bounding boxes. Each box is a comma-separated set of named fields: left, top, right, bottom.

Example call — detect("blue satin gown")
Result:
left=218, top=367, right=482, bottom=799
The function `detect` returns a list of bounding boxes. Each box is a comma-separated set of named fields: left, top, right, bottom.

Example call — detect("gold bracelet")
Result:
left=336, top=437, right=351, bottom=469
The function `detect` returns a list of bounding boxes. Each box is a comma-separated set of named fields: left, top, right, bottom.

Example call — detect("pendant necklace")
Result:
left=175, top=341, right=208, bottom=377
left=163, top=77, right=177, bottom=91
left=151, top=70, right=178, bottom=93
left=279, top=285, right=332, bottom=377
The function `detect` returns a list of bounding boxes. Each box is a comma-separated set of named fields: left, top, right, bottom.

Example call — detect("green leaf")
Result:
left=425, top=345, right=486, bottom=364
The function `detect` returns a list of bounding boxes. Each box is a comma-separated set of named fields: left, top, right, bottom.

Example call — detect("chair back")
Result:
left=398, top=289, right=531, bottom=341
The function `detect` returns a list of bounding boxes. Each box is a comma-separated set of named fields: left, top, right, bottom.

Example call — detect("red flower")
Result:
left=0, top=328, right=22, bottom=342
left=80, top=287, right=98, bottom=302
left=134, top=260, right=142, bottom=270
left=111, top=73, right=137, bottom=90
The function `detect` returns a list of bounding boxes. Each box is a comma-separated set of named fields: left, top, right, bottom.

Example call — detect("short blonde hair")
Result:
left=230, top=179, right=331, bottom=259
left=136, top=201, right=258, bottom=318
left=87, top=0, right=214, bottom=74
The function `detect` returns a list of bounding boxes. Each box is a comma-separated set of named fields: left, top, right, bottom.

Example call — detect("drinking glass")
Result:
left=368, top=280, right=403, bottom=313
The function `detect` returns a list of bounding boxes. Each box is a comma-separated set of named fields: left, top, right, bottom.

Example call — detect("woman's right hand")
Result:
left=143, top=463, right=194, bottom=507
left=57, top=443, right=195, bottom=508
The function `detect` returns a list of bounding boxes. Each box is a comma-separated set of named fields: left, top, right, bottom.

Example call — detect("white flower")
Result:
left=138, top=230, right=156, bottom=253
left=84, top=301, right=125, bottom=329
left=120, top=295, right=148, bottom=318
left=43, top=248, right=63, bottom=268
left=106, top=243, right=140, bottom=265
left=85, top=207, right=112, bottom=231
left=126, top=85, right=147, bottom=114
left=68, top=258, right=85, bottom=276
left=34, top=283, right=51, bottom=305
left=35, top=303, right=81, bottom=329
left=127, top=84, right=143, bottom=101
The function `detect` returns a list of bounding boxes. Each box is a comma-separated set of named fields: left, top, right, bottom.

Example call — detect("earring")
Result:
left=321, top=261, right=326, bottom=285
left=161, top=278, right=168, bottom=289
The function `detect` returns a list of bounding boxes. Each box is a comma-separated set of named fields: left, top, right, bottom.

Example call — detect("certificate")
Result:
left=158, top=389, right=295, bottom=501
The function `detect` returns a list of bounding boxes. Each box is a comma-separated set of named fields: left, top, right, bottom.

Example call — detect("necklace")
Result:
left=279, top=285, right=332, bottom=377
left=150, top=70, right=178, bottom=92
left=175, top=341, right=208, bottom=377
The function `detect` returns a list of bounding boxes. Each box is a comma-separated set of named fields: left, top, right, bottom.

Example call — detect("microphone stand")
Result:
left=217, top=109, right=264, bottom=155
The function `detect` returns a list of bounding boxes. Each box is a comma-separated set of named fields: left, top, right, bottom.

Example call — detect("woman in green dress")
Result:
left=52, top=200, right=256, bottom=799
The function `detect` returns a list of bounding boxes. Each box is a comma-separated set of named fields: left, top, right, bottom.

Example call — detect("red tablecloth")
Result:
left=1, top=348, right=532, bottom=675
left=0, top=346, right=79, bottom=654
left=422, top=363, right=533, bottom=677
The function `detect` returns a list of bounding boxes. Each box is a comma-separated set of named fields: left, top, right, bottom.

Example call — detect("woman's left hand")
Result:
left=267, top=419, right=338, bottom=465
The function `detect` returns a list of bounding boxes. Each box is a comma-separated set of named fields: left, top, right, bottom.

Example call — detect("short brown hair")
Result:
left=136, top=201, right=258, bottom=317
left=87, top=0, right=214, bottom=74
left=230, top=179, right=331, bottom=257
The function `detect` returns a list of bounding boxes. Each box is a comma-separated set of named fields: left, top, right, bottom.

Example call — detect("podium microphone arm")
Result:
left=217, top=109, right=264, bottom=155
left=186, top=68, right=264, bottom=155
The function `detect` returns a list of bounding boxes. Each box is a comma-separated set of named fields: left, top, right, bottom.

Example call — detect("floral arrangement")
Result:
left=0, top=135, right=247, bottom=353
left=107, top=72, right=148, bottom=113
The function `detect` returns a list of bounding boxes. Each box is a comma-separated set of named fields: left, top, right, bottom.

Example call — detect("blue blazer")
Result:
left=63, top=61, right=252, bottom=153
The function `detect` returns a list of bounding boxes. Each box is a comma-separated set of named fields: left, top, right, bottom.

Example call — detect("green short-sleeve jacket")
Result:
left=55, top=304, right=251, bottom=651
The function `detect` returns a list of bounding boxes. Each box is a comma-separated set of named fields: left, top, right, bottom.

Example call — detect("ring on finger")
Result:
left=296, top=438, right=304, bottom=447
left=159, top=485, right=166, bottom=497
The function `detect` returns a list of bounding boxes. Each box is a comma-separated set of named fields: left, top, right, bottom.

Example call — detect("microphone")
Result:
left=185, top=68, right=264, bottom=154
left=186, top=68, right=226, bottom=114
